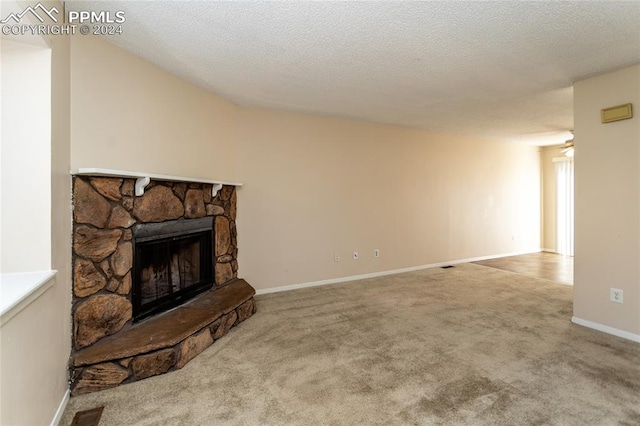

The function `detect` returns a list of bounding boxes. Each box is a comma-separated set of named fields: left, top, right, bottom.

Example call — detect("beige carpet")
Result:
left=61, top=263, right=640, bottom=425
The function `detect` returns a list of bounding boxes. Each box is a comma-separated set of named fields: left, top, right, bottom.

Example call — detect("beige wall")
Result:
left=237, top=108, right=541, bottom=290
left=0, top=26, right=72, bottom=426
left=49, top=29, right=73, bottom=424
left=70, top=36, right=238, bottom=182
left=1, top=278, right=66, bottom=425
left=541, top=145, right=564, bottom=252
left=67, top=37, right=542, bottom=292
left=574, top=64, right=640, bottom=336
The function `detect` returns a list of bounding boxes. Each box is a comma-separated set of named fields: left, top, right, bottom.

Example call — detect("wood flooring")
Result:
left=473, top=251, right=573, bottom=284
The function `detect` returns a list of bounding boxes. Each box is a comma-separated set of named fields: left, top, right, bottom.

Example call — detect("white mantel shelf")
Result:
left=72, top=168, right=242, bottom=197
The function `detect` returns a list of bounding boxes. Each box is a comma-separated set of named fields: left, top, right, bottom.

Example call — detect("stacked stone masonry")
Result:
left=71, top=297, right=256, bottom=395
left=70, top=176, right=253, bottom=395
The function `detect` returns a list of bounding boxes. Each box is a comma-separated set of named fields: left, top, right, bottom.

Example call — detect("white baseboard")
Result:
left=50, top=389, right=70, bottom=426
left=255, top=249, right=542, bottom=295
left=572, top=317, right=640, bottom=343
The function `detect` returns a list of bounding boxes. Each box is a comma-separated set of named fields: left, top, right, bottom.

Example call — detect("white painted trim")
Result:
left=572, top=317, right=640, bottom=343
left=255, top=249, right=542, bottom=295
left=71, top=168, right=243, bottom=187
left=50, top=389, right=70, bottom=426
left=0, top=270, right=57, bottom=326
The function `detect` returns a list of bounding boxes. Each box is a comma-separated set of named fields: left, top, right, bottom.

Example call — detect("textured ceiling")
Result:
left=74, top=1, right=640, bottom=145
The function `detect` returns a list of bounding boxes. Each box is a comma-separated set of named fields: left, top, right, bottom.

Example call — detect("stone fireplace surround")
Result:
left=70, top=174, right=255, bottom=395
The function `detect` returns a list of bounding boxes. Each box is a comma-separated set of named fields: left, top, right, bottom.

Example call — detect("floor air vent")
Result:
left=441, top=265, right=454, bottom=269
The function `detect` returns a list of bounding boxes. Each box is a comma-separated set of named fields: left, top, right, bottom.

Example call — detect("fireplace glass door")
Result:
left=133, top=218, right=213, bottom=321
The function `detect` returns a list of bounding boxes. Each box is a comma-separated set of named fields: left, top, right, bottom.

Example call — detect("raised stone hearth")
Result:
left=71, top=279, right=255, bottom=395
left=70, top=175, right=254, bottom=395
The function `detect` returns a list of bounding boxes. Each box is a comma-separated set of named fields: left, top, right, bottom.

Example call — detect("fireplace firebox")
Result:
left=132, top=217, right=214, bottom=321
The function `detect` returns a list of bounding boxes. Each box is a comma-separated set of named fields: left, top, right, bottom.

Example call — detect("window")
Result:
left=1, top=40, right=52, bottom=273
left=554, top=157, right=574, bottom=256
left=0, top=39, right=54, bottom=322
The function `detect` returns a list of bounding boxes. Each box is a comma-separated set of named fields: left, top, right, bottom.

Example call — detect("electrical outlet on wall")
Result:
left=353, top=251, right=359, bottom=260
left=610, top=288, right=624, bottom=304
left=374, top=249, right=380, bottom=258
left=334, top=253, right=340, bottom=262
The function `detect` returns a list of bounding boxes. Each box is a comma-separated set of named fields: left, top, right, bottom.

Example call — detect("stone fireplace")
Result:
left=70, top=174, right=255, bottom=395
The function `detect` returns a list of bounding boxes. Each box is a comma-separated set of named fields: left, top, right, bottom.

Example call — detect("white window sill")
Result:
left=0, top=270, right=57, bottom=326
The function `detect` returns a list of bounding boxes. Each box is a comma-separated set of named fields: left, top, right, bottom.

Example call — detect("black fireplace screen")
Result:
left=132, top=217, right=213, bottom=322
